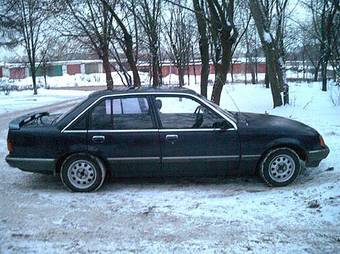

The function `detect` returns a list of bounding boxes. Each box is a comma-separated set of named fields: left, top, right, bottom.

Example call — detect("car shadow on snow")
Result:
left=16, top=173, right=64, bottom=192
left=18, top=173, right=272, bottom=193
left=15, top=166, right=334, bottom=193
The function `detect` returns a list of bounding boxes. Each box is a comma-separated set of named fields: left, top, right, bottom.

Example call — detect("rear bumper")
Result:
left=305, top=146, right=330, bottom=167
left=5, top=155, right=55, bottom=175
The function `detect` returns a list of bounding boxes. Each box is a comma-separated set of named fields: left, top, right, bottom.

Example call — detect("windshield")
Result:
left=200, top=95, right=236, bottom=122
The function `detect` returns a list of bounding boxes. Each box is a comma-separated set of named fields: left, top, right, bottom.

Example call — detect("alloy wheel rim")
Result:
left=67, top=160, right=96, bottom=189
left=268, top=154, right=295, bottom=182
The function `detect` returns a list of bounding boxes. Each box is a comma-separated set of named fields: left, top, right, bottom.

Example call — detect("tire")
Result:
left=60, top=154, right=106, bottom=192
left=259, top=147, right=301, bottom=187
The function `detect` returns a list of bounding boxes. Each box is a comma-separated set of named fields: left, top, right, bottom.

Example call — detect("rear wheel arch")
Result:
left=55, top=152, right=109, bottom=175
left=60, top=153, right=107, bottom=192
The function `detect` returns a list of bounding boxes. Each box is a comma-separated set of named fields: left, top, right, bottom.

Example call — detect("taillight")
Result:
left=319, top=135, right=326, bottom=148
left=7, top=138, right=13, bottom=153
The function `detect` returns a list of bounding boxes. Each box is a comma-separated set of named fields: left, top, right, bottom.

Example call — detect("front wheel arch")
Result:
left=256, top=143, right=307, bottom=173
left=258, top=147, right=302, bottom=187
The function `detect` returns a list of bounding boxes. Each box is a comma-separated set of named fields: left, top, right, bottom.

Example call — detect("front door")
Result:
left=153, top=95, right=240, bottom=177
left=87, top=95, right=161, bottom=177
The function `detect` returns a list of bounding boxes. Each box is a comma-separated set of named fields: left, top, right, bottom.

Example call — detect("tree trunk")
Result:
left=107, top=4, right=141, bottom=87
left=320, top=40, right=330, bottom=91
left=123, top=33, right=140, bottom=87
left=244, top=61, right=247, bottom=85
left=231, top=62, right=234, bottom=83
left=31, top=67, right=37, bottom=95
left=267, top=54, right=283, bottom=107
left=211, top=49, right=232, bottom=105
left=321, top=58, right=328, bottom=91
left=251, top=64, right=256, bottom=84
left=249, top=0, right=283, bottom=107
left=178, top=66, right=185, bottom=87
left=131, top=63, right=140, bottom=87
left=102, top=49, right=113, bottom=90
left=30, top=53, right=38, bottom=95
left=314, top=59, right=321, bottom=81
left=265, top=60, right=269, bottom=88
left=193, top=0, right=208, bottom=98
left=151, top=51, right=160, bottom=88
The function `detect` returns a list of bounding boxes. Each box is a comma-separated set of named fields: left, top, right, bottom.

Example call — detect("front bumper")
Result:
left=5, top=155, right=56, bottom=175
left=305, top=146, right=330, bottom=167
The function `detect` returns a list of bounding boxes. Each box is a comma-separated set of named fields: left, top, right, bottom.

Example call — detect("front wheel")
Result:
left=260, top=148, right=301, bottom=187
left=60, top=154, right=106, bottom=192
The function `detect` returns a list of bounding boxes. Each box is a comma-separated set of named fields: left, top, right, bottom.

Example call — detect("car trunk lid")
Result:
left=9, top=112, right=60, bottom=130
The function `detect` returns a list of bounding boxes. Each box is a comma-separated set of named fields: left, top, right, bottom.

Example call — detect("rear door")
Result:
left=87, top=95, right=161, bottom=177
left=153, top=94, right=240, bottom=177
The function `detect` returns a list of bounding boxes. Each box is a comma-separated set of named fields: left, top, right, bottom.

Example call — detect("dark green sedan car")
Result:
left=6, top=87, right=329, bottom=192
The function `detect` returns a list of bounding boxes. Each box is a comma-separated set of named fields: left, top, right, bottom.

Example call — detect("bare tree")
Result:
left=60, top=0, right=114, bottom=89
left=207, top=0, right=238, bottom=105
left=104, top=0, right=141, bottom=87
left=318, top=0, right=338, bottom=90
left=329, top=4, right=340, bottom=82
left=303, top=0, right=339, bottom=90
left=2, top=0, right=51, bottom=95
left=0, top=9, right=21, bottom=48
left=249, top=0, right=285, bottom=107
left=133, top=0, right=162, bottom=87
left=192, top=0, right=209, bottom=98
left=164, top=0, right=194, bottom=87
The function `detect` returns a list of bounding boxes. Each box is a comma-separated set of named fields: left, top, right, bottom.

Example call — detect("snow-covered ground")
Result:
left=0, top=81, right=339, bottom=253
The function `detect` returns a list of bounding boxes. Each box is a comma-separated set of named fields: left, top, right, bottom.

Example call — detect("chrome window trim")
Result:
left=63, top=130, right=87, bottom=133
left=159, top=128, right=235, bottom=132
left=63, top=128, right=236, bottom=133
left=61, top=92, right=238, bottom=132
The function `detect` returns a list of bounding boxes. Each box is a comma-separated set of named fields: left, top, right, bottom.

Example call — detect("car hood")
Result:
left=236, top=112, right=317, bottom=135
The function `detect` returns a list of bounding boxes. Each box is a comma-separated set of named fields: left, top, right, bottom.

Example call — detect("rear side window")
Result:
left=69, top=115, right=87, bottom=130
left=90, top=100, right=112, bottom=130
left=89, top=97, right=153, bottom=130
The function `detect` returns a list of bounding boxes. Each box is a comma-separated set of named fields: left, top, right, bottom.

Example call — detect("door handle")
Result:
left=92, top=135, right=105, bottom=144
left=166, top=134, right=178, bottom=142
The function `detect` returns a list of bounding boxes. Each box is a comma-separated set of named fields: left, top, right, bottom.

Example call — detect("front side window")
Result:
left=89, top=97, right=153, bottom=130
left=155, top=96, right=227, bottom=129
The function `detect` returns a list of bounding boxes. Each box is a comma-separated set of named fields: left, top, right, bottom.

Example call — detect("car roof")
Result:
left=88, top=86, right=198, bottom=99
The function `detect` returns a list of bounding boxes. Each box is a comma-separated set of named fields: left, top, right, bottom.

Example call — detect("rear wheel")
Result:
left=260, top=148, right=301, bottom=187
left=60, top=154, right=106, bottom=192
